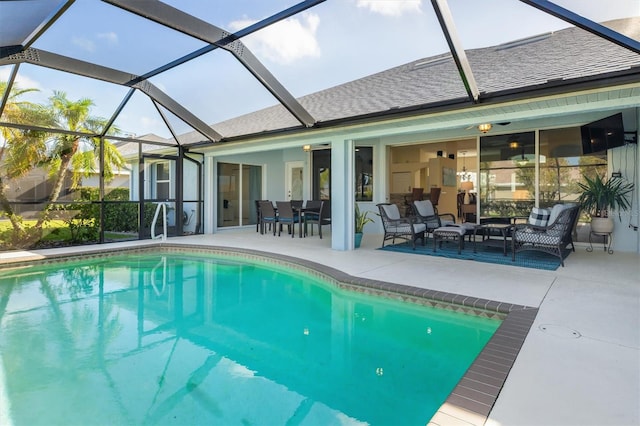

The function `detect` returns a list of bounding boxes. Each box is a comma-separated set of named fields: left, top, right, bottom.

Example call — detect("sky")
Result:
left=1, top=0, right=639, bottom=140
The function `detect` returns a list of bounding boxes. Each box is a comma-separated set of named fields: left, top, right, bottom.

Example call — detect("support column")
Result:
left=203, top=156, right=215, bottom=234
left=331, top=138, right=355, bottom=250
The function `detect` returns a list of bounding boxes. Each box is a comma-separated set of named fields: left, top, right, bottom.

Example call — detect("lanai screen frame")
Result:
left=0, top=0, right=638, bottom=249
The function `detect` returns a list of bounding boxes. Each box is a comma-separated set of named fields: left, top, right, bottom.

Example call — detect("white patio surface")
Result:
left=2, top=228, right=638, bottom=426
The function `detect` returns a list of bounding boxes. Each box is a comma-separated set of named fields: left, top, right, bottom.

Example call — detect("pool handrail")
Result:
left=151, top=202, right=168, bottom=241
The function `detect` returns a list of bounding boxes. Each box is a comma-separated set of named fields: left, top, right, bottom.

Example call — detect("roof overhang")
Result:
left=186, top=69, right=640, bottom=151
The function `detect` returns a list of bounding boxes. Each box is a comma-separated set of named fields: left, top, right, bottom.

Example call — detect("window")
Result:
left=355, top=147, right=373, bottom=201
left=539, top=128, right=607, bottom=243
left=312, top=149, right=331, bottom=200
left=479, top=132, right=535, bottom=218
left=154, top=161, right=171, bottom=199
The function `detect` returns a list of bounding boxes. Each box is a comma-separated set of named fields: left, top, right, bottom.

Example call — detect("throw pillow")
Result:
left=529, top=207, right=550, bottom=226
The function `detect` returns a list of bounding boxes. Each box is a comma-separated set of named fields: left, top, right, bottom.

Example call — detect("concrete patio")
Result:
left=1, top=228, right=638, bottom=425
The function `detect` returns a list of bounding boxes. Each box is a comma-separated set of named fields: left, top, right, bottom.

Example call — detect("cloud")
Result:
left=356, top=0, right=422, bottom=17
left=71, top=32, right=117, bottom=53
left=72, top=36, right=96, bottom=52
left=228, top=12, right=321, bottom=65
left=97, top=32, right=118, bottom=46
left=0, top=68, right=42, bottom=91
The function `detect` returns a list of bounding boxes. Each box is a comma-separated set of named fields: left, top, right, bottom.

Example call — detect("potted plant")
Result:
left=577, top=173, right=633, bottom=233
left=355, top=203, right=374, bottom=248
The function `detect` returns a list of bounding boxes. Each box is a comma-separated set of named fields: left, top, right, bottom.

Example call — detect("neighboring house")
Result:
left=2, top=164, right=127, bottom=216
left=117, top=136, right=202, bottom=234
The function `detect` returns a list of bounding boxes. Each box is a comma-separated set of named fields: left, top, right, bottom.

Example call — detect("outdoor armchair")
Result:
left=512, top=203, right=580, bottom=266
left=377, top=203, right=426, bottom=249
left=412, top=200, right=456, bottom=237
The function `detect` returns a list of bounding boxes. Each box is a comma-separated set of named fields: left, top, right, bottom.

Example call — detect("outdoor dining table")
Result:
left=272, top=203, right=319, bottom=238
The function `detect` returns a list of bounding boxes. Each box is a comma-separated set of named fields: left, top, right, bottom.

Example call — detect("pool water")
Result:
left=0, top=251, right=500, bottom=425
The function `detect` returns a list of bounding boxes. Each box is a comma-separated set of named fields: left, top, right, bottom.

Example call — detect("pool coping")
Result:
left=0, top=242, right=538, bottom=425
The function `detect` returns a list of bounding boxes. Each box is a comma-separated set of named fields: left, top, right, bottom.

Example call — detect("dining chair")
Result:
left=429, top=187, right=442, bottom=213
left=255, top=199, right=269, bottom=233
left=305, top=200, right=331, bottom=238
left=275, top=201, right=298, bottom=237
left=259, top=201, right=278, bottom=235
left=304, top=200, right=321, bottom=215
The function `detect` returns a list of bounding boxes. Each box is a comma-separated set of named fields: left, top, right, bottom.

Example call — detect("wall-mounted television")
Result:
left=581, top=113, right=625, bottom=154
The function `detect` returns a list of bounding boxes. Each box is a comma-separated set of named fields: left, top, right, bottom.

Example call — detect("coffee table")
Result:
left=474, top=223, right=513, bottom=255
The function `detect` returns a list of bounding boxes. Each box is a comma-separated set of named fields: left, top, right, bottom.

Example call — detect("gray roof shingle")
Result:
left=186, top=17, right=640, bottom=143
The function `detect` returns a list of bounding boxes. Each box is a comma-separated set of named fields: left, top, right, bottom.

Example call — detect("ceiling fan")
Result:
left=465, top=122, right=511, bottom=131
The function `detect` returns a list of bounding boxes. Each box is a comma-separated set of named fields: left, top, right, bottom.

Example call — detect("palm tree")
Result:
left=0, top=82, right=53, bottom=240
left=1, top=85, right=126, bottom=247
left=32, top=91, right=125, bottom=230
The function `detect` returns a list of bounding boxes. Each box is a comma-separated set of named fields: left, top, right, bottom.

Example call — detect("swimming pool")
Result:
left=0, top=247, right=503, bottom=425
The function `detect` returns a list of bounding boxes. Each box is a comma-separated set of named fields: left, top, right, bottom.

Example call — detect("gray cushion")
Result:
left=515, top=229, right=561, bottom=245
left=548, top=204, right=567, bottom=225
left=433, top=226, right=466, bottom=236
left=413, top=200, right=435, bottom=217
left=381, top=204, right=401, bottom=220
left=413, top=223, right=426, bottom=233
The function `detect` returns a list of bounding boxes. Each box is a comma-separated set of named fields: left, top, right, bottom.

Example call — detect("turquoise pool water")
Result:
left=0, top=251, right=500, bottom=425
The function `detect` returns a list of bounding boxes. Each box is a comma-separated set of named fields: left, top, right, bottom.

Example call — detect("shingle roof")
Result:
left=185, top=17, right=640, bottom=143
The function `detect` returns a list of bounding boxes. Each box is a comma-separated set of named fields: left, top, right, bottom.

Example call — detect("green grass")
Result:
left=0, top=219, right=66, bottom=233
left=0, top=219, right=137, bottom=245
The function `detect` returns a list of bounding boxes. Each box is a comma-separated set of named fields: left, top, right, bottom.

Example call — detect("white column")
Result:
left=203, top=156, right=215, bottom=234
left=635, top=108, right=640, bottom=254
left=331, top=138, right=355, bottom=250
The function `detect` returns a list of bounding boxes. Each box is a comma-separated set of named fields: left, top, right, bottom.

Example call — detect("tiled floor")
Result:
left=1, top=228, right=638, bottom=425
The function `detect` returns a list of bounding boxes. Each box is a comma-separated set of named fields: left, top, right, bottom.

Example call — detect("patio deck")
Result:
left=1, top=228, right=638, bottom=425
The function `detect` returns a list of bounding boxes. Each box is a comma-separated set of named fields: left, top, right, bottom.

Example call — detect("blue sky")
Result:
left=1, top=0, right=638, bottom=139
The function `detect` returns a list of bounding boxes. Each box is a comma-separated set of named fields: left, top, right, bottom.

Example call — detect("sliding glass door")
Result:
left=217, top=162, right=262, bottom=228
left=479, top=132, right=536, bottom=219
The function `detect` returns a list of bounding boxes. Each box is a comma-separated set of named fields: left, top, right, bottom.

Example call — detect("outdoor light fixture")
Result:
left=478, top=123, right=492, bottom=133
left=509, top=141, right=519, bottom=149
left=303, top=144, right=311, bottom=152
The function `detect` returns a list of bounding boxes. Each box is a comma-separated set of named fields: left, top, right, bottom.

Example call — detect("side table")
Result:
left=474, top=223, right=512, bottom=256
left=587, top=231, right=613, bottom=254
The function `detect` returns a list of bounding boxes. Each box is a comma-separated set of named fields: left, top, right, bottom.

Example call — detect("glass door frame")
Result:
left=216, top=161, right=263, bottom=229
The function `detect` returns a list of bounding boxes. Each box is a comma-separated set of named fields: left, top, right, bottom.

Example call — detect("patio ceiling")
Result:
left=0, top=0, right=638, bottom=148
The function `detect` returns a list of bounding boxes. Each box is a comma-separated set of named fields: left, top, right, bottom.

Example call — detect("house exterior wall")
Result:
left=197, top=86, right=640, bottom=253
